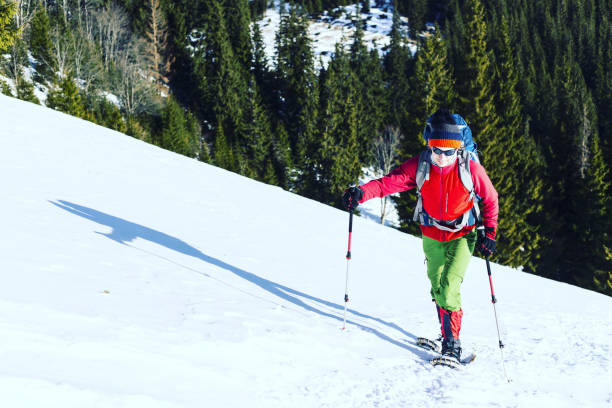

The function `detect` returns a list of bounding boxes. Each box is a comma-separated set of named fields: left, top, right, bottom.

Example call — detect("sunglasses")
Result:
left=431, top=147, right=458, bottom=156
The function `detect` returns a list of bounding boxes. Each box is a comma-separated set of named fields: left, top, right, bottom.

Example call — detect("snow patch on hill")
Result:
left=258, top=0, right=417, bottom=68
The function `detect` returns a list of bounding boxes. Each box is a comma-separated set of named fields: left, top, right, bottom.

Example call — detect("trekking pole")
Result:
left=342, top=184, right=356, bottom=330
left=484, top=254, right=511, bottom=382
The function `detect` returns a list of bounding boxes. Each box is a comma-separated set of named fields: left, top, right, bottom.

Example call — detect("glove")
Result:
left=342, top=186, right=364, bottom=210
left=477, top=227, right=496, bottom=257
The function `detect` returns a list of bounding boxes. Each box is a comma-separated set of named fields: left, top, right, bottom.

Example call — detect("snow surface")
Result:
left=1, top=93, right=612, bottom=407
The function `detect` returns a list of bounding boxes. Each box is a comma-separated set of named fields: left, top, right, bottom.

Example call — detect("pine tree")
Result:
left=30, top=4, right=56, bottom=83
left=93, top=97, right=127, bottom=133
left=46, top=74, right=86, bottom=117
left=198, top=131, right=211, bottom=163
left=0, top=78, right=12, bottom=96
left=311, top=46, right=361, bottom=207
left=196, top=0, right=248, bottom=172
left=252, top=20, right=275, bottom=114
left=384, top=4, right=411, bottom=135
left=539, top=57, right=611, bottom=290
left=126, top=117, right=150, bottom=141
left=164, top=0, right=194, bottom=104
left=243, top=82, right=273, bottom=182
left=584, top=129, right=611, bottom=295
left=161, top=96, right=198, bottom=156
left=16, top=77, right=40, bottom=104
left=349, top=19, right=385, bottom=165
left=252, top=19, right=268, bottom=86
left=593, top=11, right=611, bottom=182
left=270, top=120, right=292, bottom=189
left=455, top=0, right=500, bottom=149
left=275, top=6, right=318, bottom=189
left=262, top=158, right=278, bottom=186
left=225, top=0, right=252, bottom=75
left=411, top=27, right=456, bottom=141
left=515, top=9, right=538, bottom=119
left=250, top=0, right=268, bottom=19
left=443, top=0, right=466, bottom=75
left=212, top=120, right=234, bottom=171
left=530, top=58, right=556, bottom=147
left=0, top=0, right=18, bottom=53
left=185, top=109, right=203, bottom=157
left=488, top=15, right=546, bottom=272
left=570, top=97, right=610, bottom=293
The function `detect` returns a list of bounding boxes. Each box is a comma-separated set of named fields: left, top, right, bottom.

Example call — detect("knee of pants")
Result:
left=427, top=263, right=444, bottom=284
left=437, top=278, right=462, bottom=311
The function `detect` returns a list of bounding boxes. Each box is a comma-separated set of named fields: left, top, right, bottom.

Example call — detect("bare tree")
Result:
left=61, top=0, right=68, bottom=24
left=74, top=0, right=83, bottom=30
left=115, top=38, right=157, bottom=117
left=83, top=0, right=100, bottom=42
left=579, top=103, right=592, bottom=179
left=39, top=2, right=104, bottom=90
left=14, top=0, right=34, bottom=29
left=372, top=126, right=401, bottom=225
left=1, top=40, right=25, bottom=90
left=145, top=0, right=172, bottom=87
left=50, top=26, right=71, bottom=76
left=69, top=28, right=103, bottom=92
left=93, top=2, right=130, bottom=71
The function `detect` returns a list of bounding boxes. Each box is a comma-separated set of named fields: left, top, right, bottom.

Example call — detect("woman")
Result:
left=343, top=109, right=498, bottom=361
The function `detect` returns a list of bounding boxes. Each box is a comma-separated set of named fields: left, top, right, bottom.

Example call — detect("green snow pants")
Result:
left=422, top=231, right=477, bottom=312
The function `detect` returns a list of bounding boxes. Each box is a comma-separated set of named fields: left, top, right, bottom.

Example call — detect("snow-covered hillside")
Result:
left=1, top=93, right=611, bottom=407
left=258, top=1, right=417, bottom=68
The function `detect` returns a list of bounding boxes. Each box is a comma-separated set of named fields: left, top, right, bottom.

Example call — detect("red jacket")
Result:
left=360, top=155, right=499, bottom=242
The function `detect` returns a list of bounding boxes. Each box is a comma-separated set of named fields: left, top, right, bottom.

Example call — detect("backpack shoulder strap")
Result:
left=457, top=149, right=482, bottom=225
left=415, top=150, right=431, bottom=189
left=457, top=149, right=474, bottom=193
left=413, top=150, right=431, bottom=223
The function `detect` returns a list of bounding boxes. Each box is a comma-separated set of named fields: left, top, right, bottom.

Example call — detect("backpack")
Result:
left=412, top=114, right=482, bottom=231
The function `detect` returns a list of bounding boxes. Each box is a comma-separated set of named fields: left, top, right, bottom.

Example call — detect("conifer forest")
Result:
left=1, top=0, right=610, bottom=295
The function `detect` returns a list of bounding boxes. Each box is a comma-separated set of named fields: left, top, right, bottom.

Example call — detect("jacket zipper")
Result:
left=439, top=166, right=446, bottom=241
left=446, top=193, right=449, bottom=214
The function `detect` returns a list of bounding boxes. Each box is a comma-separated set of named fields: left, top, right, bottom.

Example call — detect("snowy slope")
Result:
left=1, top=93, right=612, bottom=408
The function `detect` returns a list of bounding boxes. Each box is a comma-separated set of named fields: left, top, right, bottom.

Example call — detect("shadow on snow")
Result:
left=51, top=199, right=429, bottom=358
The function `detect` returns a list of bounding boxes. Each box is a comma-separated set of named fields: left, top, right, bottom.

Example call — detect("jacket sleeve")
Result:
left=470, top=161, right=499, bottom=235
left=359, top=156, right=419, bottom=203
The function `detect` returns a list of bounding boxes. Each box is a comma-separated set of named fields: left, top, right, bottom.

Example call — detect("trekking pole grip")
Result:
left=346, top=208, right=353, bottom=259
left=485, top=256, right=497, bottom=303
left=346, top=183, right=356, bottom=260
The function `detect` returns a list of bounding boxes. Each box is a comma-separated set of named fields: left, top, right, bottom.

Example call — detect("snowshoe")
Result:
left=417, top=337, right=476, bottom=368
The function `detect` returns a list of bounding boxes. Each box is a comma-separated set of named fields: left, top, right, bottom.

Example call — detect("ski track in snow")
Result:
left=1, top=92, right=612, bottom=407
